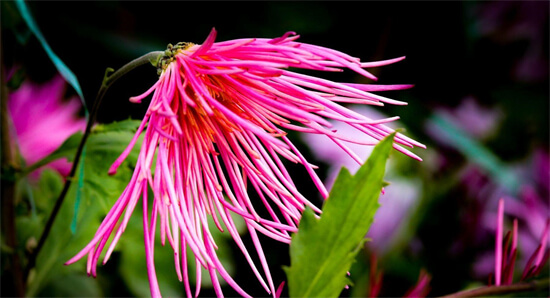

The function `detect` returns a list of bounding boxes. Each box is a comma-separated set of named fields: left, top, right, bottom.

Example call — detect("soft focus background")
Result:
left=2, top=1, right=548, bottom=297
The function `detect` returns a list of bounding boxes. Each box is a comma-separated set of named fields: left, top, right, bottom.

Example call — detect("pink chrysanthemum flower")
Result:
left=66, top=28, right=424, bottom=297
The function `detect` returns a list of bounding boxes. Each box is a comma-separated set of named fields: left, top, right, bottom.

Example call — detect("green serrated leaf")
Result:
left=285, top=133, right=395, bottom=298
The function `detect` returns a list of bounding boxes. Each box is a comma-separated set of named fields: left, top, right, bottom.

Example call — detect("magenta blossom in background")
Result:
left=66, top=28, right=424, bottom=297
left=8, top=75, right=86, bottom=177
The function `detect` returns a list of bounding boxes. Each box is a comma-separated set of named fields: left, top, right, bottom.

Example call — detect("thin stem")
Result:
left=23, top=51, right=164, bottom=281
left=440, top=278, right=550, bottom=297
left=1, top=33, right=26, bottom=297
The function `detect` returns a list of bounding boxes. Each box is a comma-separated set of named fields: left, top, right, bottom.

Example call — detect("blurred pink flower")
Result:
left=66, top=28, right=424, bottom=297
left=427, top=96, right=502, bottom=143
left=7, top=75, right=86, bottom=177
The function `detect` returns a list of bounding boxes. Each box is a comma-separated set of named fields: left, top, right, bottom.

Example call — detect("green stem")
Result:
left=1, top=32, right=26, bottom=297
left=440, top=278, right=550, bottom=297
left=23, top=50, right=164, bottom=281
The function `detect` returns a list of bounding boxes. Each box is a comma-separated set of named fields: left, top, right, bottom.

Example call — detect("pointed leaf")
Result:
left=285, top=133, right=395, bottom=298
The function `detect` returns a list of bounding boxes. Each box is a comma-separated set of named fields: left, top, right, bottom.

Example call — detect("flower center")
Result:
left=157, top=42, right=195, bottom=75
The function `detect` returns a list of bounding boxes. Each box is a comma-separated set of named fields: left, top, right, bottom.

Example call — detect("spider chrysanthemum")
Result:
left=67, top=28, right=425, bottom=298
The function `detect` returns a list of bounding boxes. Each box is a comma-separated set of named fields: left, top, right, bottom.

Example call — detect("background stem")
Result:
left=440, top=279, right=550, bottom=297
left=1, top=31, right=26, bottom=297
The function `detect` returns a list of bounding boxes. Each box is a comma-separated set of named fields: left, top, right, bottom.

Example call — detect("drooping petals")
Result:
left=67, top=28, right=424, bottom=297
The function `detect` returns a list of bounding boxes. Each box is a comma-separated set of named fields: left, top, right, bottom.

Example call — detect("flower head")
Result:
left=67, top=28, right=424, bottom=297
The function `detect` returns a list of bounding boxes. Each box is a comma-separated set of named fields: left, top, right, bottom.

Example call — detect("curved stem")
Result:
left=440, top=278, right=550, bottom=297
left=23, top=51, right=164, bottom=281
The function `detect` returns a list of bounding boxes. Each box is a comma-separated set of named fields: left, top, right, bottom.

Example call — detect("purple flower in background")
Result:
left=7, top=75, right=86, bottom=177
left=431, top=96, right=502, bottom=141
left=66, top=28, right=424, bottom=297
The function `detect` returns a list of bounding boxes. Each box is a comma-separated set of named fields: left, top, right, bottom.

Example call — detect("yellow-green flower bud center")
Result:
left=157, top=42, right=195, bottom=75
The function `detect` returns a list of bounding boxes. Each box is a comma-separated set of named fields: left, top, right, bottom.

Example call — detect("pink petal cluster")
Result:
left=66, top=28, right=424, bottom=297
left=493, top=198, right=549, bottom=286
left=8, top=75, right=86, bottom=177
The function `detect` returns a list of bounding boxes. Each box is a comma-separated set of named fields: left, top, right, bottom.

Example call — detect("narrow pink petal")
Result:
left=192, top=27, right=218, bottom=57
left=142, top=181, right=162, bottom=298
left=360, top=56, right=406, bottom=68
left=247, top=224, right=275, bottom=295
left=534, top=219, right=550, bottom=267
left=343, top=83, right=414, bottom=92
left=495, top=199, right=504, bottom=286
left=275, top=281, right=285, bottom=298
